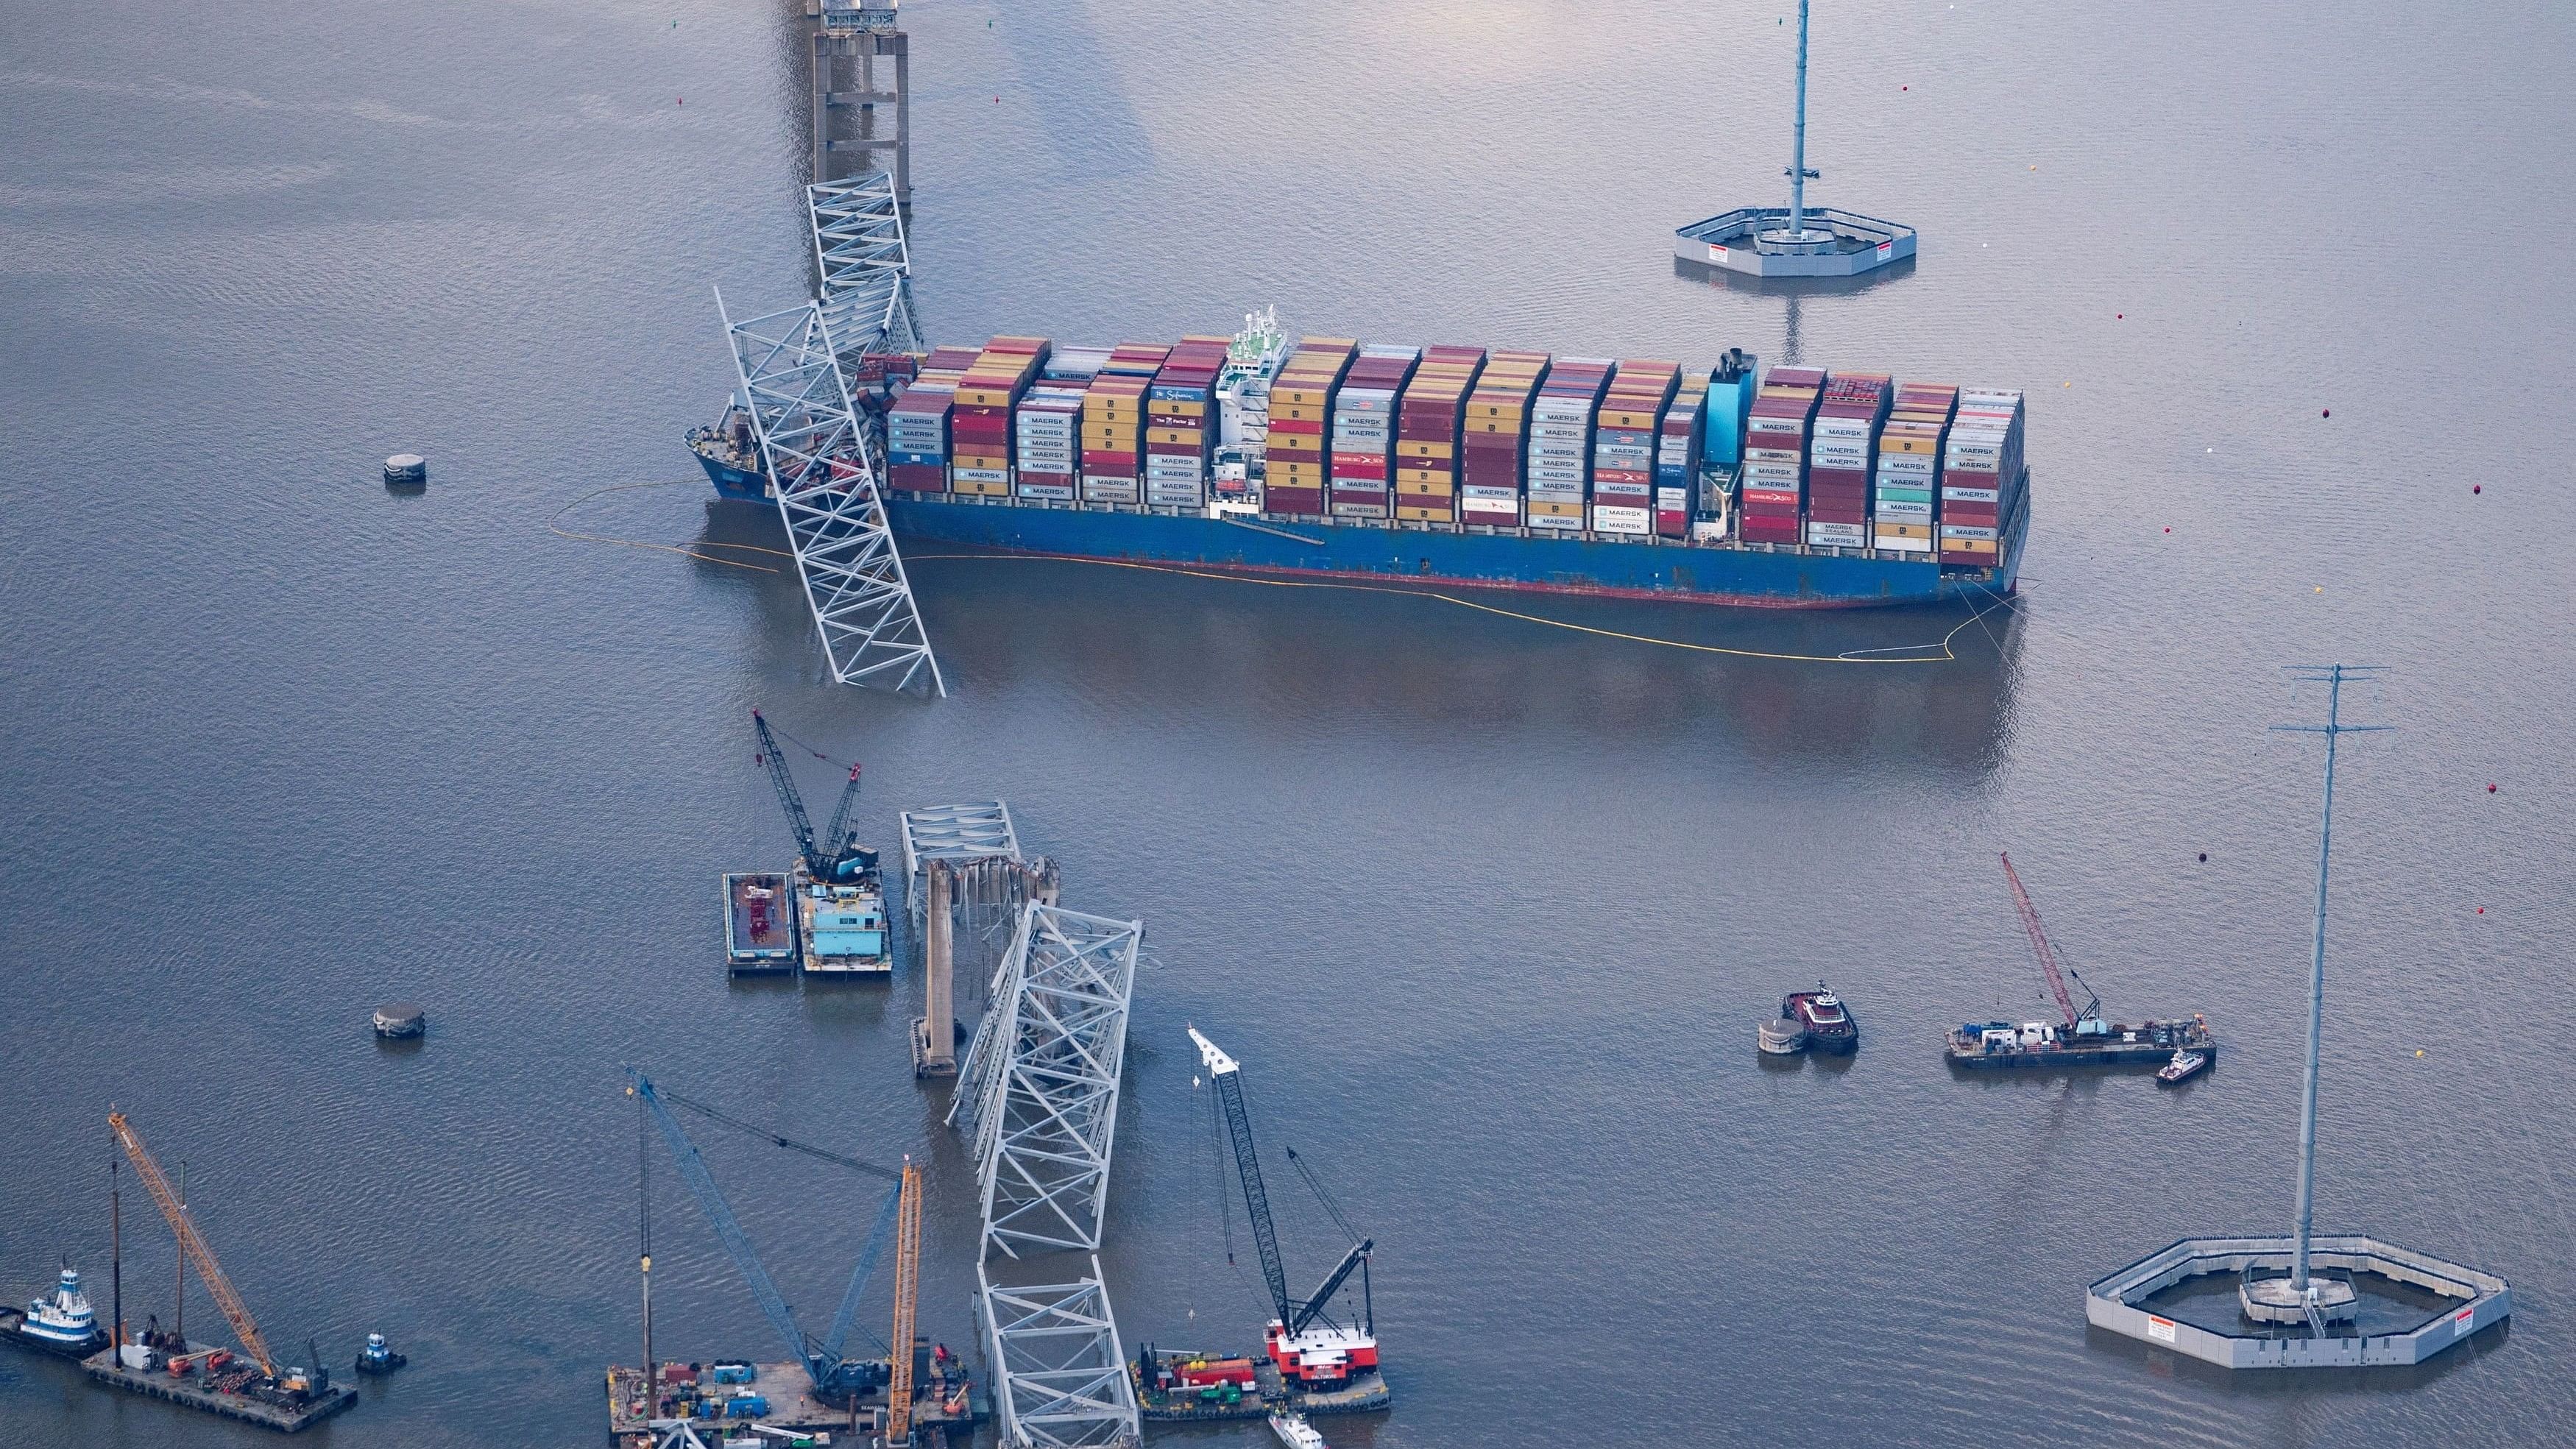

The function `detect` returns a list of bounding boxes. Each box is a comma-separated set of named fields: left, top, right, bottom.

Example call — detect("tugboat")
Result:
left=1782, top=983, right=1858, bottom=1054
left=2155, top=1049, right=2209, bottom=1087
left=354, top=1331, right=407, bottom=1374
left=2, top=1267, right=110, bottom=1359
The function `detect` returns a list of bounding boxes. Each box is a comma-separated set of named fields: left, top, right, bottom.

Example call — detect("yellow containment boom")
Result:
left=885, top=1158, right=921, bottom=1445
left=107, top=1110, right=276, bottom=1378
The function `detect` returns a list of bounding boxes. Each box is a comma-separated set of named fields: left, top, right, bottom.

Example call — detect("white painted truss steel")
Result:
left=807, top=171, right=923, bottom=363
left=959, top=904, right=1141, bottom=1258
left=977, top=1262, right=1141, bottom=1449
left=946, top=899, right=1032, bottom=1141
left=901, top=800, right=1022, bottom=885
left=718, top=291, right=944, bottom=695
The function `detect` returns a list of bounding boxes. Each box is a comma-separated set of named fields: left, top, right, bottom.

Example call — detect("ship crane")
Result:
left=752, top=709, right=873, bottom=882
left=2000, top=851, right=2103, bottom=1032
left=107, top=1110, right=277, bottom=1378
left=1188, top=1027, right=1379, bottom=1388
left=627, top=1071, right=905, bottom=1400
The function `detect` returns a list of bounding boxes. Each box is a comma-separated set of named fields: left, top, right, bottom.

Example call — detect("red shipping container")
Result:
left=1264, top=488, right=1324, bottom=514
left=1080, top=449, right=1139, bottom=471
left=886, top=464, right=946, bottom=492
left=1742, top=487, right=1802, bottom=509
left=1942, top=503, right=2000, bottom=525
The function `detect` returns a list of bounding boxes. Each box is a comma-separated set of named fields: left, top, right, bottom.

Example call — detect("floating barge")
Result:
left=1947, top=1015, right=2217, bottom=1071
left=791, top=862, right=892, bottom=978
left=83, top=1342, right=356, bottom=1434
left=723, top=871, right=798, bottom=975
left=606, top=1357, right=982, bottom=1447
left=1133, top=1347, right=1391, bottom=1423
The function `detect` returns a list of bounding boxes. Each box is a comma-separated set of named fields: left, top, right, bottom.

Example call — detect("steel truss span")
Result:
left=956, top=904, right=1141, bottom=1258
left=807, top=171, right=923, bottom=364
left=977, top=1263, right=1141, bottom=1449
left=717, top=291, right=944, bottom=695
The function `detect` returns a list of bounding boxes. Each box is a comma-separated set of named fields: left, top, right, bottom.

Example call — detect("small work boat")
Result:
left=354, top=1331, right=408, bottom=1374
left=1782, top=984, right=1858, bottom=1054
left=3, top=1268, right=109, bottom=1359
left=1758, top=1017, right=1808, bottom=1055
left=2155, top=1049, right=2209, bottom=1086
left=1269, top=1409, right=1331, bottom=1449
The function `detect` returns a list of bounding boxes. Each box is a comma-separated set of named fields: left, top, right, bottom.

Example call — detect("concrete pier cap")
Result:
left=2087, top=1236, right=2508, bottom=1370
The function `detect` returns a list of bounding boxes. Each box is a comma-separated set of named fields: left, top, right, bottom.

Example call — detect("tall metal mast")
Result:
left=2270, top=665, right=2390, bottom=1297
left=1788, top=0, right=1815, bottom=239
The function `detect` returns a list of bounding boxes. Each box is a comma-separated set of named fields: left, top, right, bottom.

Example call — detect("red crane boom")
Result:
left=1999, top=852, right=2081, bottom=1030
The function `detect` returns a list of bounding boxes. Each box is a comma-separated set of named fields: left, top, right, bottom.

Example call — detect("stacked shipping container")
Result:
left=1527, top=358, right=1612, bottom=532
left=1657, top=373, right=1708, bottom=539
left=1741, top=366, right=1823, bottom=544
left=1078, top=344, right=1166, bottom=504
left=1328, top=345, right=1420, bottom=520
left=1144, top=337, right=1228, bottom=508
left=1939, top=389, right=2025, bottom=565
left=1262, top=339, right=1355, bottom=516
left=949, top=338, right=1047, bottom=497
left=1805, top=372, right=1891, bottom=548
left=1592, top=361, right=1680, bottom=536
left=1013, top=383, right=1086, bottom=501
left=1872, top=382, right=1956, bottom=553
left=1459, top=351, right=1548, bottom=529
left=1393, top=346, right=1486, bottom=522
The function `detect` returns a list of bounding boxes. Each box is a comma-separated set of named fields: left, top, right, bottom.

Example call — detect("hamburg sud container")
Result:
left=1657, top=373, right=1708, bottom=539
left=1939, top=389, right=2025, bottom=565
left=1328, top=345, right=1420, bottom=520
left=1262, top=339, right=1354, bottom=516
left=1805, top=372, right=1892, bottom=548
left=1873, top=382, right=1956, bottom=553
left=1078, top=344, right=1166, bottom=505
left=1592, top=360, right=1680, bottom=536
left=1526, top=358, right=1612, bottom=531
left=951, top=338, right=1047, bottom=497
left=1459, top=350, right=1547, bottom=528
left=1145, top=337, right=1228, bottom=508
left=1393, top=346, right=1485, bottom=522
left=1012, top=383, right=1087, bottom=501
left=1741, top=366, right=1823, bottom=544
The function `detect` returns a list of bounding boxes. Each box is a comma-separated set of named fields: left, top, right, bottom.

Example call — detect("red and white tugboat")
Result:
left=1782, top=983, right=1858, bottom=1054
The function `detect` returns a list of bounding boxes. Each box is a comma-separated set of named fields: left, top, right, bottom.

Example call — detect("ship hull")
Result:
left=882, top=495, right=2022, bottom=609
left=695, top=449, right=772, bottom=504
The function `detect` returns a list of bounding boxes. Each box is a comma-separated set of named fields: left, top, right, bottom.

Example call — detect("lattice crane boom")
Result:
left=753, top=709, right=824, bottom=874
left=107, top=1110, right=276, bottom=1377
left=1999, top=851, right=2083, bottom=1030
left=885, top=1159, right=921, bottom=1446
left=1189, top=1027, right=1295, bottom=1328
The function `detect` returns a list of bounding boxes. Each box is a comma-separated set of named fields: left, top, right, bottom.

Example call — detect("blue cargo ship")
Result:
left=684, top=336, right=2030, bottom=608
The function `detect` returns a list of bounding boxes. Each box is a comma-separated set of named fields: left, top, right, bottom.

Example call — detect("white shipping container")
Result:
left=952, top=467, right=1008, bottom=484
left=1527, top=513, right=1585, bottom=531
left=1805, top=521, right=1867, bottom=545
left=1592, top=508, right=1652, bottom=535
left=1462, top=483, right=1521, bottom=501
left=1943, top=486, right=2000, bottom=503
left=1939, top=523, right=1999, bottom=541
left=1875, top=536, right=1933, bottom=553
left=1875, top=498, right=1933, bottom=520
left=1015, top=481, right=1077, bottom=501
left=1147, top=481, right=1206, bottom=506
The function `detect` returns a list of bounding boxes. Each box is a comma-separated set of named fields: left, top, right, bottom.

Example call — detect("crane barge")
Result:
left=1136, top=1028, right=1390, bottom=1421
left=1945, top=853, right=2217, bottom=1070
left=746, top=709, right=891, bottom=978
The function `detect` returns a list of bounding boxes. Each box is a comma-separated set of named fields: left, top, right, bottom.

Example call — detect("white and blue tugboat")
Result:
left=3, top=1267, right=110, bottom=1359
left=354, top=1331, right=408, bottom=1374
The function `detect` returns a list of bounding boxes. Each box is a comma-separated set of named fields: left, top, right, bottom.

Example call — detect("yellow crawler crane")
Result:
left=885, top=1158, right=921, bottom=1446
left=107, top=1109, right=277, bottom=1378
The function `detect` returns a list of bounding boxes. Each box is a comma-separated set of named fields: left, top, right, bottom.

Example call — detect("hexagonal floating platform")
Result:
left=2087, top=1236, right=2508, bottom=1369
left=1674, top=206, right=1917, bottom=278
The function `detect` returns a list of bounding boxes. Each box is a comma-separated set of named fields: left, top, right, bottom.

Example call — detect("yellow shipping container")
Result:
left=1395, top=505, right=1454, bottom=522
left=1397, top=469, right=1453, bottom=488
left=1150, top=428, right=1203, bottom=446
left=1153, top=400, right=1207, bottom=418
left=1275, top=400, right=1331, bottom=422
left=1942, top=539, right=1998, bottom=556
left=1874, top=522, right=1933, bottom=539
left=1883, top=435, right=1939, bottom=455
left=1395, top=440, right=1455, bottom=458
left=951, top=478, right=1011, bottom=497
left=1529, top=499, right=1582, bottom=518
left=1396, top=478, right=1455, bottom=497
left=950, top=454, right=1009, bottom=471
left=1271, top=461, right=1327, bottom=480
left=1469, top=403, right=1527, bottom=421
